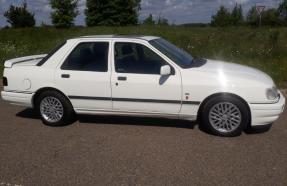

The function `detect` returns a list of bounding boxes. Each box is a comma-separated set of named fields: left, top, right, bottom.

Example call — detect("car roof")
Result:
left=71, top=35, right=160, bottom=41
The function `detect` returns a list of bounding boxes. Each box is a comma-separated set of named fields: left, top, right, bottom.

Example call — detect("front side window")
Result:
left=61, top=42, right=109, bottom=72
left=149, top=38, right=194, bottom=68
left=114, top=42, right=167, bottom=74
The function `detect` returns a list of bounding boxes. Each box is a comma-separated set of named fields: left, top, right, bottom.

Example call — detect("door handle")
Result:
left=118, top=76, right=127, bottom=81
left=61, top=74, right=70, bottom=78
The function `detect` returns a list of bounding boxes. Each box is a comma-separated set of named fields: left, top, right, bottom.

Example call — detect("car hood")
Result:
left=184, top=59, right=274, bottom=87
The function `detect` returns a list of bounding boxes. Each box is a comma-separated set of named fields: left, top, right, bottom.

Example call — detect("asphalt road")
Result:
left=0, top=98, right=286, bottom=186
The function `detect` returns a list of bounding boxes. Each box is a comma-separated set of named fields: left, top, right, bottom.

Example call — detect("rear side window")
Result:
left=37, top=41, right=67, bottom=66
left=61, top=42, right=109, bottom=72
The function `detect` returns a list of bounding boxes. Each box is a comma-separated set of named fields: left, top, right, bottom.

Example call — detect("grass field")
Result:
left=0, top=26, right=287, bottom=87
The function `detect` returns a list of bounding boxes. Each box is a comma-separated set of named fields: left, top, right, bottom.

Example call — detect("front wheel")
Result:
left=200, top=95, right=250, bottom=137
left=36, top=91, right=76, bottom=126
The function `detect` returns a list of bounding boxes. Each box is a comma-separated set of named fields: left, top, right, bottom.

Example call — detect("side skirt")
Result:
left=74, top=108, right=197, bottom=121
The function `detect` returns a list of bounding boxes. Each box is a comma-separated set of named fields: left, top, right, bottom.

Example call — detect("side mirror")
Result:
left=160, top=65, right=171, bottom=76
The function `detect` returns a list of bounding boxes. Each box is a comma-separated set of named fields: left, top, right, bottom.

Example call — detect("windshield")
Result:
left=149, top=38, right=193, bottom=68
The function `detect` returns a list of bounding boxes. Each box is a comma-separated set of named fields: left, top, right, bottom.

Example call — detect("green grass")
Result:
left=0, top=26, right=287, bottom=87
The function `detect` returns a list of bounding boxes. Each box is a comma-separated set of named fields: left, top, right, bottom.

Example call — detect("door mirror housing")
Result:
left=160, top=65, right=171, bottom=76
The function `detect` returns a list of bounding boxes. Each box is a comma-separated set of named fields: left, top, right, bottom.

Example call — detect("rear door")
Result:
left=111, top=41, right=182, bottom=114
left=55, top=41, right=112, bottom=111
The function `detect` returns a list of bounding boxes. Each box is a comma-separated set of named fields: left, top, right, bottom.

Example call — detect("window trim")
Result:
left=60, top=41, right=110, bottom=72
left=37, top=41, right=67, bottom=66
left=113, top=41, right=175, bottom=75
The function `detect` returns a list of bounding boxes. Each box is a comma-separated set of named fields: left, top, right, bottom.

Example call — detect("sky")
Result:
left=0, top=0, right=284, bottom=27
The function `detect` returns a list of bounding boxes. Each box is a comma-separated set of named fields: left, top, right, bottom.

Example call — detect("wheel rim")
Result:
left=40, top=97, right=64, bottom=123
left=208, top=102, right=242, bottom=133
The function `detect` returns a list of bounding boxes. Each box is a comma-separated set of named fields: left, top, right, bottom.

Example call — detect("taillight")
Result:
left=3, top=77, right=8, bottom=86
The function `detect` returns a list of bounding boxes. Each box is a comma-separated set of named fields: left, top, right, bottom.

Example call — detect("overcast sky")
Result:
left=0, top=0, right=283, bottom=27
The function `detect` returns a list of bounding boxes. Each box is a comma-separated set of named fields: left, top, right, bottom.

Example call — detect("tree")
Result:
left=85, top=0, right=141, bottom=26
left=262, top=9, right=280, bottom=26
left=246, top=6, right=259, bottom=26
left=211, top=6, right=232, bottom=27
left=143, top=14, right=155, bottom=25
left=278, top=0, right=287, bottom=24
left=50, top=0, right=79, bottom=28
left=157, top=16, right=169, bottom=26
left=231, top=4, right=244, bottom=26
left=4, top=1, right=35, bottom=28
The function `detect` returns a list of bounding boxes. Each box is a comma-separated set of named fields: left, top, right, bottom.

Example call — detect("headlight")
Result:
left=266, top=87, right=279, bottom=100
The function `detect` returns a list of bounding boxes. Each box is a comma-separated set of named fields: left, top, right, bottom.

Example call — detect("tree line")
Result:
left=211, top=1, right=287, bottom=27
left=3, top=0, right=287, bottom=28
left=3, top=0, right=141, bottom=28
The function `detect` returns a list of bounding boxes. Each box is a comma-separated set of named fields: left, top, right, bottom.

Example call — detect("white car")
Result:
left=1, top=35, right=285, bottom=136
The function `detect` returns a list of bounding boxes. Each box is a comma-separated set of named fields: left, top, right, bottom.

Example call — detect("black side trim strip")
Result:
left=182, top=101, right=201, bottom=105
left=69, top=96, right=111, bottom=101
left=5, top=90, right=34, bottom=94
left=69, top=96, right=201, bottom=105
left=113, top=98, right=180, bottom=104
left=249, top=102, right=278, bottom=105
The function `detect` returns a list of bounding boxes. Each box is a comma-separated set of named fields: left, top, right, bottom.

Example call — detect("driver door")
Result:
left=111, top=41, right=182, bottom=114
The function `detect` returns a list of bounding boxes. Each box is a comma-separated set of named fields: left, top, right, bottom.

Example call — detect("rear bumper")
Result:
left=1, top=91, right=34, bottom=108
left=249, top=91, right=285, bottom=126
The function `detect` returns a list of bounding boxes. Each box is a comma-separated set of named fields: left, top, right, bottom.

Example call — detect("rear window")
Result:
left=37, top=41, right=67, bottom=66
left=61, top=42, right=109, bottom=72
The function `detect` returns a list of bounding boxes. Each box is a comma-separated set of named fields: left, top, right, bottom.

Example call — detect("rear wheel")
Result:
left=200, top=95, right=250, bottom=137
left=36, top=91, right=75, bottom=126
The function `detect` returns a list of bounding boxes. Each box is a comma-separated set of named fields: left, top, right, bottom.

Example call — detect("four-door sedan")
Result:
left=1, top=35, right=285, bottom=137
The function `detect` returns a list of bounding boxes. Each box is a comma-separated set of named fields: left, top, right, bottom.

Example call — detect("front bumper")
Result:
left=1, top=91, right=34, bottom=108
left=249, top=91, right=285, bottom=126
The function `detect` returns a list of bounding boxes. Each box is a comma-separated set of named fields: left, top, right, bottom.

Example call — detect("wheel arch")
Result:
left=32, top=87, right=72, bottom=108
left=197, top=92, right=251, bottom=123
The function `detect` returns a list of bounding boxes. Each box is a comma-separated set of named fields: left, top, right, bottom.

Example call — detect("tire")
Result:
left=200, top=95, right=250, bottom=137
left=35, top=90, right=76, bottom=126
